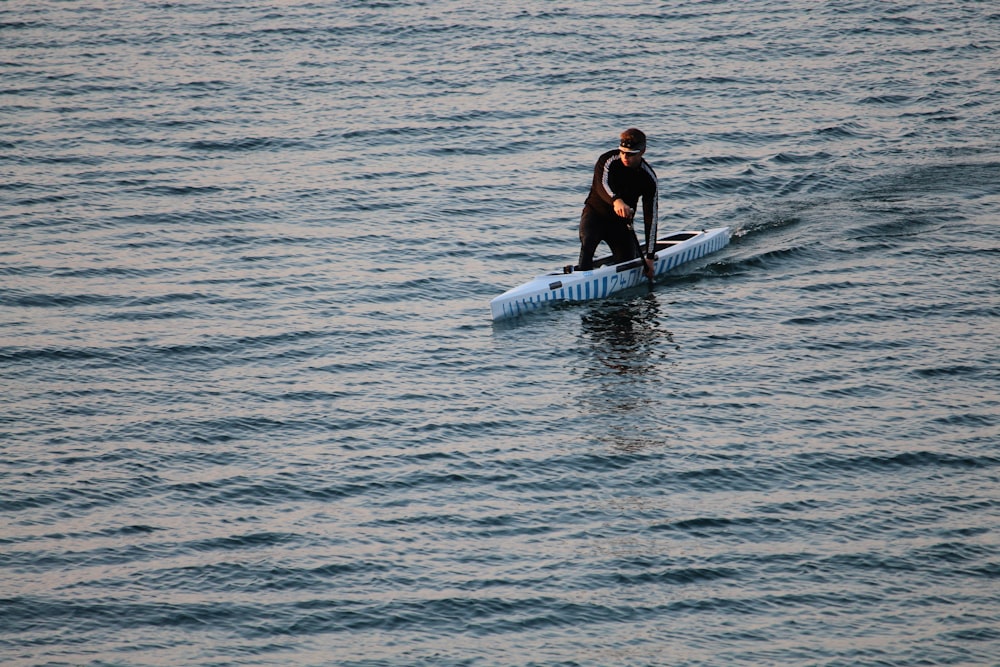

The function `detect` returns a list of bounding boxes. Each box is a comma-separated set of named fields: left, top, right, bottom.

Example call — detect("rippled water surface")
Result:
left=2, top=1, right=999, bottom=665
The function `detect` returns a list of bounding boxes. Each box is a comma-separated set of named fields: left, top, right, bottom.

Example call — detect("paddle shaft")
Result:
left=627, top=215, right=654, bottom=284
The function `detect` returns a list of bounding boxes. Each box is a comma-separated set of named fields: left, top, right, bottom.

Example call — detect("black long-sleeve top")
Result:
left=583, top=149, right=659, bottom=255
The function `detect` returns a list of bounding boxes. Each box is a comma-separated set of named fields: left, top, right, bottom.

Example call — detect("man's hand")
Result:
left=643, top=256, right=654, bottom=279
left=613, top=198, right=634, bottom=219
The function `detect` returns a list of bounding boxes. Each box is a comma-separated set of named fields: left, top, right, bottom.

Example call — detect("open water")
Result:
left=2, top=1, right=999, bottom=665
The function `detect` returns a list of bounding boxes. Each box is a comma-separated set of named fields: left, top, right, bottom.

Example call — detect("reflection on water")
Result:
left=579, top=291, right=673, bottom=378
left=575, top=290, right=678, bottom=451
left=574, top=291, right=684, bottom=454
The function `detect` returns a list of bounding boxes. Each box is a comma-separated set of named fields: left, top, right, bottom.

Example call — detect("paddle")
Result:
left=629, top=214, right=654, bottom=285
left=615, top=198, right=653, bottom=284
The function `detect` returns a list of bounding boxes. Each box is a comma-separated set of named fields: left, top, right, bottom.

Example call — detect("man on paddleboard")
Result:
left=578, top=128, right=658, bottom=277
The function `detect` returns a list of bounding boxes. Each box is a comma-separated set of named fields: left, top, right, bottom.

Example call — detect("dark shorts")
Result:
left=577, top=205, right=638, bottom=270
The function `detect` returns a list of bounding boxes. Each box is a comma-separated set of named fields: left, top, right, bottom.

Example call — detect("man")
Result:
left=578, top=128, right=658, bottom=277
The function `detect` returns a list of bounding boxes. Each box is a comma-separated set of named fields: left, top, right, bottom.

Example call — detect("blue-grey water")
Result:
left=2, top=1, right=999, bottom=665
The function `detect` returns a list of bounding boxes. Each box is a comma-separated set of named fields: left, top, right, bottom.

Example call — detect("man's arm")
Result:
left=641, top=165, right=659, bottom=256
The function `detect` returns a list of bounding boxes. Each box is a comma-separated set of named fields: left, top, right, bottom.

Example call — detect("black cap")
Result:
left=619, top=128, right=646, bottom=153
